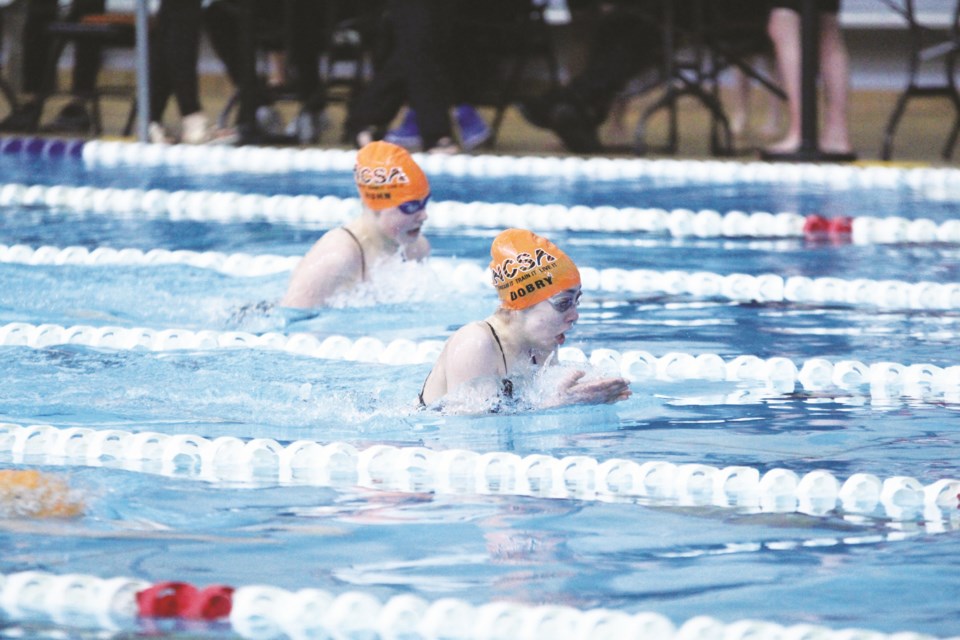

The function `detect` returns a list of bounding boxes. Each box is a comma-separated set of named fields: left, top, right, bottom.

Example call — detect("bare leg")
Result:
left=758, top=55, right=783, bottom=138
left=729, top=67, right=751, bottom=138
left=818, top=13, right=852, bottom=154
left=765, top=8, right=802, bottom=153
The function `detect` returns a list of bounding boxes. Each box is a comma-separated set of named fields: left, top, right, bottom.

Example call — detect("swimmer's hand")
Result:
left=549, top=370, right=632, bottom=407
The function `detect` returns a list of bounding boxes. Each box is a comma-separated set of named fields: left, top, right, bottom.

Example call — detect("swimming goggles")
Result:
left=398, top=194, right=430, bottom=215
left=548, top=290, right=582, bottom=313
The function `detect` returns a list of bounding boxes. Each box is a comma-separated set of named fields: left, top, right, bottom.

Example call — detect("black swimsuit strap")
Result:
left=482, top=321, right=509, bottom=376
left=484, top=321, right=515, bottom=400
left=417, top=320, right=511, bottom=408
left=340, top=227, right=366, bottom=280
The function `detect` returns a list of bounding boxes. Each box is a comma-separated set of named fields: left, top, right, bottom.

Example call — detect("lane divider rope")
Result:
left=0, top=569, right=947, bottom=640
left=3, top=243, right=958, bottom=312
left=580, top=266, right=960, bottom=311
left=0, top=242, right=300, bottom=276
left=0, top=136, right=85, bottom=158
left=3, top=422, right=959, bottom=523
left=71, top=138, right=960, bottom=194
left=3, top=180, right=960, bottom=243
left=0, top=320, right=439, bottom=364
left=4, top=133, right=953, bottom=197
left=1, top=321, right=958, bottom=400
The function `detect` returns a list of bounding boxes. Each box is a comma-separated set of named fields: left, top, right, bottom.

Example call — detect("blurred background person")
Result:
left=203, top=0, right=328, bottom=144
left=148, top=0, right=234, bottom=144
left=0, top=0, right=106, bottom=134
left=764, top=0, right=855, bottom=159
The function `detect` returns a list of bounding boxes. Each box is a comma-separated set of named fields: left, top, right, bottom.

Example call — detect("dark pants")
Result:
left=346, top=0, right=553, bottom=147
left=149, top=0, right=203, bottom=121
left=345, top=0, right=457, bottom=149
left=20, top=0, right=105, bottom=96
left=769, top=0, right=840, bottom=13
left=561, top=7, right=663, bottom=125
left=556, top=0, right=769, bottom=126
left=203, top=0, right=326, bottom=111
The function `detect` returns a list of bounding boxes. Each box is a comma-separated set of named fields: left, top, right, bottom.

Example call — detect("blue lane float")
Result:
left=0, top=136, right=85, bottom=158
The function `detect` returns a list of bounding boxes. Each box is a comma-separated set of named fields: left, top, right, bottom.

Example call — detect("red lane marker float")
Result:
left=804, top=214, right=852, bottom=241
left=185, top=585, right=234, bottom=620
left=137, top=581, right=234, bottom=620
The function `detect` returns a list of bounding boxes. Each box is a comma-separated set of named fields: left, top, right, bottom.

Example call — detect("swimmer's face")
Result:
left=376, top=198, right=429, bottom=246
left=521, top=286, right=581, bottom=348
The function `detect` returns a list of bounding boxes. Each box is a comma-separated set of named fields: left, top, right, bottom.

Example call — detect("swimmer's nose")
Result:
left=567, top=307, right=579, bottom=323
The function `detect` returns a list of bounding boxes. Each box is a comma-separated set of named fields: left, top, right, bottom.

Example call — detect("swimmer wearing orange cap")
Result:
left=418, top=229, right=631, bottom=412
left=0, top=469, right=83, bottom=518
left=281, top=141, right=431, bottom=308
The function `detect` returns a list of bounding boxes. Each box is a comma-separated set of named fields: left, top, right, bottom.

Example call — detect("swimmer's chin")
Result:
left=556, top=333, right=566, bottom=346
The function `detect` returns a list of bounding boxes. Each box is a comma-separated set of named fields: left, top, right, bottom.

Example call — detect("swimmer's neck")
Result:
left=349, top=213, right=401, bottom=256
left=487, top=312, right=555, bottom=369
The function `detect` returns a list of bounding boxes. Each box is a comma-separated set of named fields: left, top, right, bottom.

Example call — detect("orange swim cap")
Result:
left=489, top=228, right=581, bottom=310
left=354, top=141, right=430, bottom=211
left=0, top=469, right=84, bottom=518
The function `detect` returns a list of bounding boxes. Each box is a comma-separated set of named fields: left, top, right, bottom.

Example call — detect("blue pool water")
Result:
left=0, top=146, right=958, bottom=638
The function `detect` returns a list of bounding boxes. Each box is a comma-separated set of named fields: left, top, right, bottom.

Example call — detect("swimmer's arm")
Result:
left=544, top=370, right=632, bottom=407
left=280, top=235, right=362, bottom=308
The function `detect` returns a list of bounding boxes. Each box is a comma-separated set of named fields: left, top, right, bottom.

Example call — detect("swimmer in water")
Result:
left=418, top=228, right=632, bottom=412
left=281, top=140, right=431, bottom=309
left=0, top=469, right=83, bottom=518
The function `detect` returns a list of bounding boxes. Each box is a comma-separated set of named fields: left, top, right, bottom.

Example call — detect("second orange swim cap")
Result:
left=354, top=141, right=430, bottom=211
left=489, top=228, right=581, bottom=310
left=0, top=469, right=84, bottom=518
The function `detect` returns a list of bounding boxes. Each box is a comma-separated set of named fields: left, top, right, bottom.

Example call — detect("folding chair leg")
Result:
left=485, top=111, right=504, bottom=150
left=33, top=38, right=72, bottom=133
left=679, top=79, right=732, bottom=155
left=218, top=92, right=241, bottom=130
left=635, top=89, right=679, bottom=155
left=881, top=89, right=913, bottom=161
left=122, top=98, right=137, bottom=137
left=0, top=75, right=17, bottom=112
left=90, top=97, right=103, bottom=136
left=943, top=113, right=960, bottom=160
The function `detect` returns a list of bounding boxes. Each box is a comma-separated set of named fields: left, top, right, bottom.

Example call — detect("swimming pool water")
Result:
left=0, top=146, right=958, bottom=638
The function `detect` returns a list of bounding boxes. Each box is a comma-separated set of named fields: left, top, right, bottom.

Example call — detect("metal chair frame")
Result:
left=35, top=13, right=138, bottom=136
left=633, top=1, right=784, bottom=157
left=880, top=0, right=960, bottom=160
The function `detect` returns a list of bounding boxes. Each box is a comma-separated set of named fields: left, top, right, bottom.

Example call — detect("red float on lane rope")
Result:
left=184, top=585, right=235, bottom=620
left=137, top=581, right=234, bottom=620
left=804, top=214, right=852, bottom=239
left=828, top=216, right=852, bottom=234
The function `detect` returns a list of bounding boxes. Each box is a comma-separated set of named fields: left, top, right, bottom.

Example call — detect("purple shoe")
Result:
left=455, top=104, right=491, bottom=151
left=384, top=109, right=422, bottom=149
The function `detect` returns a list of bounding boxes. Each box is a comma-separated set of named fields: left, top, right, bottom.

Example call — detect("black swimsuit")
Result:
left=418, top=321, right=513, bottom=408
left=341, top=227, right=366, bottom=280
left=484, top=321, right=515, bottom=399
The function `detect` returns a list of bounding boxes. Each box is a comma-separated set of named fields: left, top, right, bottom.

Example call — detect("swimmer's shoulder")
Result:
left=299, top=228, right=364, bottom=271
left=451, top=320, right=495, bottom=341
left=444, top=321, right=503, bottom=370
